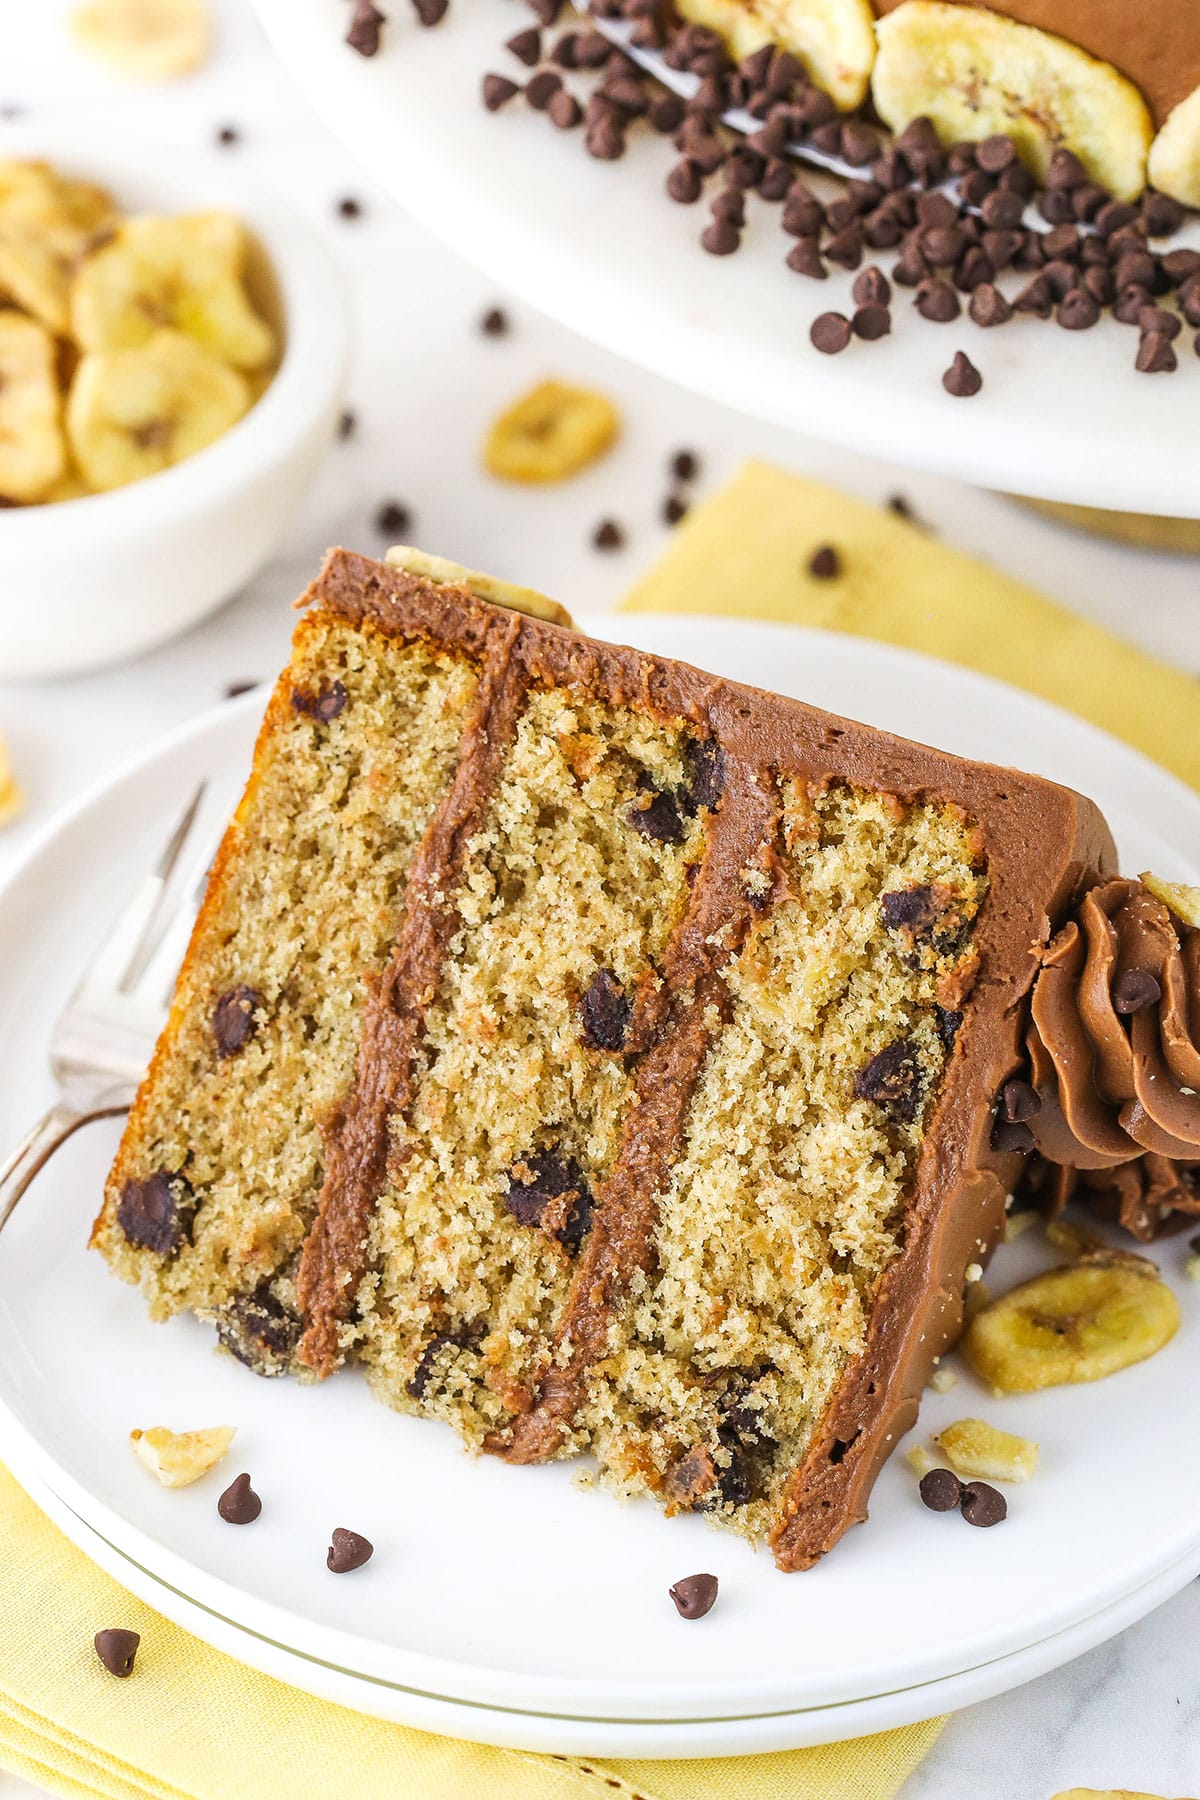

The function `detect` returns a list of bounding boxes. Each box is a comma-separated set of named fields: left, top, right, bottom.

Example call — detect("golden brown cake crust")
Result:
left=297, top=548, right=1115, bottom=1568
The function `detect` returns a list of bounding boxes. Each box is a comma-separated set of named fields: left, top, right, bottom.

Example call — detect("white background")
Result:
left=0, top=2, right=1198, bottom=1795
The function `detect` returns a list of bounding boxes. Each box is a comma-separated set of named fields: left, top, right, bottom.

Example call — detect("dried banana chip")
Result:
left=0, top=311, right=67, bottom=503
left=385, top=545, right=574, bottom=626
left=0, top=733, right=24, bottom=829
left=1147, top=85, right=1200, bottom=208
left=1045, top=1217, right=1157, bottom=1274
left=675, top=0, right=876, bottom=110
left=872, top=1, right=1154, bottom=202
left=0, top=162, right=119, bottom=333
left=69, top=0, right=212, bottom=81
left=1140, top=871, right=1200, bottom=929
left=483, top=380, right=620, bottom=484
left=935, top=1417, right=1038, bottom=1482
left=72, top=213, right=276, bottom=371
left=67, top=328, right=250, bottom=492
left=904, top=1443, right=937, bottom=1479
left=963, top=1262, right=1180, bottom=1395
left=130, top=1424, right=235, bottom=1486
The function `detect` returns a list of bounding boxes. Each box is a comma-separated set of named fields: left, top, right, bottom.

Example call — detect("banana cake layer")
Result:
left=94, top=549, right=1113, bottom=1569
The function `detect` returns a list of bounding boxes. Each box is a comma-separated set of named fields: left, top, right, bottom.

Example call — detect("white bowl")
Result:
left=0, top=129, right=350, bottom=679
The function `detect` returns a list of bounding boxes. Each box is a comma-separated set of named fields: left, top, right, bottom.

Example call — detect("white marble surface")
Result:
left=1, top=4, right=1198, bottom=1796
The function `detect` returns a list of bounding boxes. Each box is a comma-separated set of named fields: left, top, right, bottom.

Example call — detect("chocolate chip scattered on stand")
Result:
left=480, top=306, right=510, bottom=337
left=960, top=1480, right=1008, bottom=1528
left=345, top=0, right=384, bottom=56
left=218, top=1473, right=263, bottom=1525
left=215, top=124, right=241, bottom=148
left=337, top=409, right=357, bottom=440
left=943, top=351, right=983, bottom=397
left=375, top=499, right=412, bottom=538
left=662, top=493, right=688, bottom=525
left=670, top=449, right=699, bottom=482
left=412, top=0, right=449, bottom=25
left=95, top=1628, right=140, bottom=1678
left=592, top=518, right=625, bottom=551
left=506, top=26, right=541, bottom=66
left=669, top=1572, right=719, bottom=1620
left=482, top=73, right=520, bottom=112
left=336, top=196, right=363, bottom=222
left=807, top=544, right=841, bottom=579
left=918, top=1467, right=963, bottom=1513
left=328, top=1528, right=374, bottom=1573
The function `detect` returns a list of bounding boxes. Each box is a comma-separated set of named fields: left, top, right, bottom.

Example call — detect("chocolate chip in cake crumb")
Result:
left=291, top=680, right=348, bottom=724
left=942, top=351, right=982, bottom=397
left=628, top=783, right=685, bottom=843
left=505, top=1150, right=594, bottom=1251
left=212, top=985, right=265, bottom=1059
left=216, top=1285, right=301, bottom=1374
left=934, top=1005, right=963, bottom=1049
left=854, top=1038, right=922, bottom=1122
left=117, top=1173, right=195, bottom=1257
left=807, top=544, right=841, bottom=579
left=810, top=312, right=851, bottom=354
left=327, top=1528, right=374, bottom=1573
left=919, top=1466, right=962, bottom=1512
left=1001, top=1078, right=1041, bottom=1123
left=483, top=73, right=520, bottom=111
left=592, top=518, right=625, bottom=552
left=1113, top=968, right=1162, bottom=1013
left=682, top=733, right=725, bottom=811
left=218, top=1473, right=262, bottom=1525
left=669, top=1572, right=719, bottom=1619
left=346, top=0, right=384, bottom=55
left=960, top=1480, right=1007, bottom=1527
left=94, top=1628, right=140, bottom=1678
left=580, top=969, right=632, bottom=1051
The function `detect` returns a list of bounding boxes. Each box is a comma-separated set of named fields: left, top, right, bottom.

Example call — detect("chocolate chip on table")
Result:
left=666, top=160, right=703, bottom=205
left=701, top=219, right=741, bottom=256
left=807, top=544, right=841, bottom=579
left=337, top=408, right=357, bottom=439
left=1014, top=275, right=1053, bottom=318
left=969, top=283, right=1013, bottom=327
left=548, top=89, right=582, bottom=130
left=919, top=1467, right=963, bottom=1512
left=212, top=985, right=265, bottom=1059
left=291, top=680, right=348, bottom=723
left=662, top=493, right=689, bottom=525
left=1138, top=306, right=1181, bottom=342
left=95, top=1628, right=140, bottom=1678
left=810, top=312, right=851, bottom=354
left=853, top=302, right=891, bottom=341
left=345, top=0, right=384, bottom=55
left=225, top=680, right=259, bottom=700
left=1000, top=1078, right=1041, bottom=1123
left=854, top=1038, right=922, bottom=1122
left=525, top=69, right=562, bottom=111
left=628, top=783, right=685, bottom=843
left=1113, top=968, right=1162, bottom=1014
left=786, top=239, right=827, bottom=280
left=670, top=449, right=699, bottom=483
left=852, top=265, right=891, bottom=308
left=669, top=1572, right=719, bottom=1620
left=505, top=25, right=541, bottom=65
left=960, top=1480, right=1007, bottom=1528
left=215, top=123, right=241, bottom=147
left=327, top=1528, right=374, bottom=1573
left=482, top=73, right=520, bottom=112
left=592, top=518, right=625, bottom=551
left=218, top=1473, right=262, bottom=1525
left=580, top=969, right=632, bottom=1051
left=375, top=499, right=412, bottom=537
left=412, top=0, right=449, bottom=24
left=1057, top=289, right=1100, bottom=331
left=915, top=278, right=960, bottom=323
left=942, top=351, right=982, bottom=397
left=335, top=196, right=363, bottom=221
left=1136, top=332, right=1178, bottom=373
left=117, top=1173, right=195, bottom=1256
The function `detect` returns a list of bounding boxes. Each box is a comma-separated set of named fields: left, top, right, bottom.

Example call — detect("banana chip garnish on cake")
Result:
left=1140, top=871, right=1200, bottom=929
left=67, top=328, right=250, bottom=491
left=871, top=1, right=1154, bottom=202
left=483, top=380, right=620, bottom=484
left=1147, top=85, right=1200, bottom=209
left=675, top=0, right=876, bottom=110
left=130, top=1424, right=235, bottom=1487
left=72, top=213, right=276, bottom=371
left=962, top=1260, right=1180, bottom=1395
left=0, top=312, right=67, bottom=503
left=69, top=0, right=212, bottom=80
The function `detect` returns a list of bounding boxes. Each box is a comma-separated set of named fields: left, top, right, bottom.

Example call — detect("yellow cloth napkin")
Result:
left=14, top=458, right=1197, bottom=1800
left=621, top=463, right=1200, bottom=794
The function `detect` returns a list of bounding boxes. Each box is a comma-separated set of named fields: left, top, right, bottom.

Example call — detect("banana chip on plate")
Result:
left=67, top=328, right=250, bottom=491
left=962, top=1259, right=1180, bottom=1395
left=69, top=0, right=212, bottom=81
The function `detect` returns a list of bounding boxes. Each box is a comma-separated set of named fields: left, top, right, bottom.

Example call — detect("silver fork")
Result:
left=0, top=784, right=212, bottom=1236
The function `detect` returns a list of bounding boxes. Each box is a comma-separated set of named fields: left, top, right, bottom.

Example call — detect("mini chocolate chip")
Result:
left=117, top=1173, right=195, bottom=1256
left=212, top=985, right=264, bottom=1059
left=649, top=92, right=685, bottom=133
left=629, top=784, right=685, bottom=842
left=980, top=188, right=1024, bottom=230
left=824, top=222, right=864, bottom=270
left=291, top=680, right=348, bottom=723
left=662, top=493, right=689, bottom=525
left=336, top=196, right=363, bottom=221
left=215, top=123, right=241, bottom=146
left=1115, top=282, right=1154, bottom=324
left=921, top=225, right=964, bottom=266
left=483, top=72, right=520, bottom=111
left=853, top=265, right=891, bottom=307
left=1138, top=306, right=1181, bottom=341
left=854, top=1038, right=922, bottom=1122
left=1046, top=147, right=1086, bottom=189
left=1113, top=968, right=1162, bottom=1013
left=666, top=160, right=703, bottom=205
left=786, top=238, right=827, bottom=279
left=961, top=1480, right=1007, bottom=1527
left=1001, top=1079, right=1041, bottom=1123
left=548, top=89, right=582, bottom=130
left=525, top=69, right=562, bottom=111
left=919, top=1467, right=963, bottom=1512
left=671, top=449, right=699, bottom=482
left=224, top=680, right=258, bottom=699
left=580, top=969, right=631, bottom=1051
left=1014, top=275, right=1053, bottom=318
left=375, top=499, right=411, bottom=537
left=592, top=518, right=625, bottom=551
left=480, top=306, right=509, bottom=338
left=840, top=120, right=879, bottom=167
left=505, top=25, right=541, bottom=64
left=991, top=1115, right=1035, bottom=1153
left=810, top=312, right=851, bottom=354
left=669, top=1572, right=718, bottom=1619
left=1136, top=331, right=1177, bottom=373
left=1144, top=191, right=1184, bottom=237
left=916, top=278, right=960, bottom=322
left=327, top=1528, right=374, bottom=1573
left=969, top=282, right=1013, bottom=327
left=807, top=544, right=841, bottom=579
left=975, top=133, right=1015, bottom=174
left=853, top=302, right=891, bottom=341
left=337, top=408, right=356, bottom=439
left=218, top=1473, right=262, bottom=1525
left=95, top=1628, right=140, bottom=1678
left=942, top=351, right=982, bottom=397
left=412, top=0, right=448, bottom=23
left=345, top=0, right=383, bottom=55
left=1162, top=248, right=1200, bottom=282
left=701, top=219, right=741, bottom=256
left=1057, top=289, right=1100, bottom=331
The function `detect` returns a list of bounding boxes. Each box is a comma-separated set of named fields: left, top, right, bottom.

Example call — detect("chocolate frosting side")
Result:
left=871, top=0, right=1200, bottom=125
left=298, top=549, right=1115, bottom=1569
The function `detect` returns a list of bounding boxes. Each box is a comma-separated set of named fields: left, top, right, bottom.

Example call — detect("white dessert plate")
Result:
left=250, top=0, right=1200, bottom=517
left=0, top=614, right=1198, bottom=1734
left=10, top=1448, right=1200, bottom=1758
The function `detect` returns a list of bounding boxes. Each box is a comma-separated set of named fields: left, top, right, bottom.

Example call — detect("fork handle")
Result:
left=0, top=1103, right=129, bottom=1236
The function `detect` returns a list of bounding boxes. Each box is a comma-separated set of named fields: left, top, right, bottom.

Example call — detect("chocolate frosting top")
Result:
left=1027, top=877, right=1200, bottom=1169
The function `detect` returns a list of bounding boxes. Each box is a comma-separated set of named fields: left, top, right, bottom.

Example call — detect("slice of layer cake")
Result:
left=93, top=548, right=1113, bottom=1569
